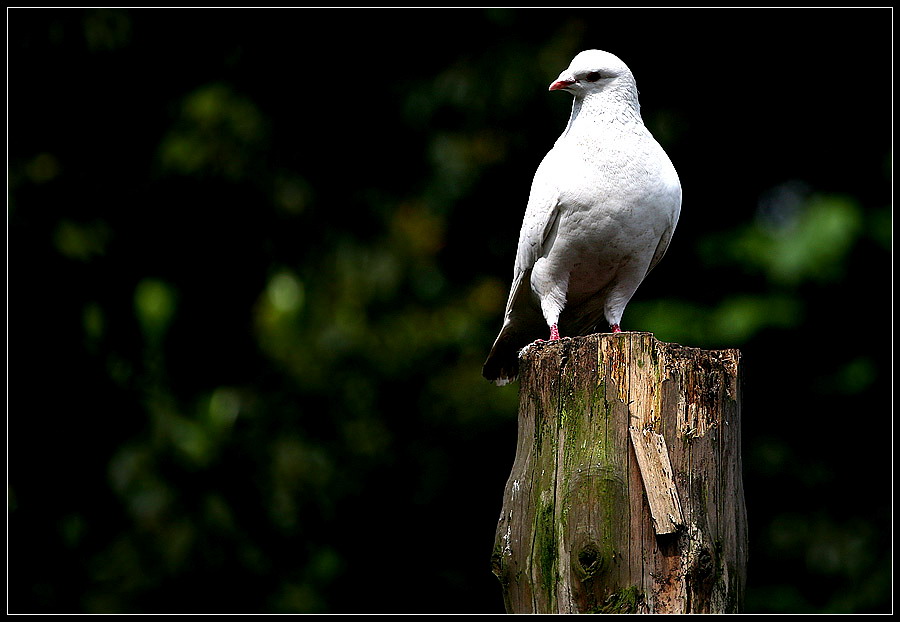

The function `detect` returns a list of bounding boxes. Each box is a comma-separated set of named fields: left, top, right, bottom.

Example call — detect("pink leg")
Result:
left=550, top=323, right=560, bottom=341
left=611, top=324, right=621, bottom=333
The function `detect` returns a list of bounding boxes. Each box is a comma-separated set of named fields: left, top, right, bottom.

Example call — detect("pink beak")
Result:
left=549, top=79, right=575, bottom=91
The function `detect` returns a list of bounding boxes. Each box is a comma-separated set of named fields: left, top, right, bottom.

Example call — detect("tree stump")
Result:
left=491, top=332, right=747, bottom=613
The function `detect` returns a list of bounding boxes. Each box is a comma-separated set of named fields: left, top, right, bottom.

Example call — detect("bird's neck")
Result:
left=560, top=87, right=644, bottom=142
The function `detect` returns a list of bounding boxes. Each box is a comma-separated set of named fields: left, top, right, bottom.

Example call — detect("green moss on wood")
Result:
left=588, top=585, right=644, bottom=614
left=535, top=499, right=559, bottom=603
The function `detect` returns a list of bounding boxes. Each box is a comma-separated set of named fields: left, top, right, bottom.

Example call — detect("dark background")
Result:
left=8, top=8, right=892, bottom=614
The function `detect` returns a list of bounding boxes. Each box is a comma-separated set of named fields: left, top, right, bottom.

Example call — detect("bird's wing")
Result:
left=503, top=152, right=564, bottom=318
left=644, top=201, right=681, bottom=277
left=482, top=154, right=565, bottom=384
left=645, top=224, right=674, bottom=277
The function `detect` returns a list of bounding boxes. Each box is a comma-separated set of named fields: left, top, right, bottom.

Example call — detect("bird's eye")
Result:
left=585, top=71, right=602, bottom=82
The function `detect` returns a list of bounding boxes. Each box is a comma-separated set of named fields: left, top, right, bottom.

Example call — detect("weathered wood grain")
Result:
left=491, top=332, right=747, bottom=614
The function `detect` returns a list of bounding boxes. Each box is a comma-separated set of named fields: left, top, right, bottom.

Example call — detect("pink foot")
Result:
left=611, top=324, right=621, bottom=333
left=550, top=324, right=560, bottom=341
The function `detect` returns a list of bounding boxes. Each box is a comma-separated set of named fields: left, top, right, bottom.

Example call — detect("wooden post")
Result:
left=491, top=332, right=747, bottom=613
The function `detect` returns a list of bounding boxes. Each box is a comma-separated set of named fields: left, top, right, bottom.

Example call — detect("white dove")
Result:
left=483, top=50, right=682, bottom=386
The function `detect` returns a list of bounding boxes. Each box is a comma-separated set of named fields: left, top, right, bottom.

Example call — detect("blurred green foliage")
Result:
left=8, top=8, right=892, bottom=614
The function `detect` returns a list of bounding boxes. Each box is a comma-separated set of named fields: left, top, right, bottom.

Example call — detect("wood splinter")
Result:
left=629, top=424, right=684, bottom=535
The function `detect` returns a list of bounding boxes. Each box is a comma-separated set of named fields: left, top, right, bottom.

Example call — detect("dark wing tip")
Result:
left=482, top=333, right=524, bottom=386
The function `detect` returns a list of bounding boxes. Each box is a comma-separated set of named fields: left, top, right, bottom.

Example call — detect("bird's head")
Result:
left=549, top=50, right=635, bottom=97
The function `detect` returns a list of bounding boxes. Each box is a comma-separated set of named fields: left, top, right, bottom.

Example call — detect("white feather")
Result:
left=483, top=50, right=682, bottom=386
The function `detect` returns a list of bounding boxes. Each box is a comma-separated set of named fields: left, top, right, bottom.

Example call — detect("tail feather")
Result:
left=483, top=319, right=545, bottom=385
left=482, top=335, right=520, bottom=386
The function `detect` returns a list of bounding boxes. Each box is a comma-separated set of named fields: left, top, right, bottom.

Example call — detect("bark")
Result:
left=491, top=332, right=747, bottom=613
